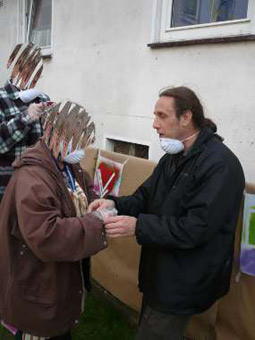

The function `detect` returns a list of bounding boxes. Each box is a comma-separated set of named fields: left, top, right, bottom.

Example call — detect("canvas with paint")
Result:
left=94, top=153, right=127, bottom=198
left=240, top=192, right=255, bottom=276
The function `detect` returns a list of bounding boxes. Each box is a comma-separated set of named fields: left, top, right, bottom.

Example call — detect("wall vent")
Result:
left=106, top=139, right=149, bottom=159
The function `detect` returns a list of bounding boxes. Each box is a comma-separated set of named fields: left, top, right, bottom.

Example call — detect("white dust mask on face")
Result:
left=63, top=149, right=86, bottom=164
left=18, top=88, right=41, bottom=103
left=160, top=131, right=200, bottom=155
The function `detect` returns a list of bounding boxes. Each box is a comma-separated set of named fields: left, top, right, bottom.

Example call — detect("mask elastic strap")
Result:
left=181, top=130, right=200, bottom=143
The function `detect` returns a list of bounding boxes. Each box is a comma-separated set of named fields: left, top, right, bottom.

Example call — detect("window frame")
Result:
left=17, top=0, right=53, bottom=57
left=150, top=0, right=255, bottom=45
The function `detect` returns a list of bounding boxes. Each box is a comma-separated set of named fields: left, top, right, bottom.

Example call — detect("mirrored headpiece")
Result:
left=7, top=42, right=43, bottom=90
left=43, top=100, right=96, bottom=159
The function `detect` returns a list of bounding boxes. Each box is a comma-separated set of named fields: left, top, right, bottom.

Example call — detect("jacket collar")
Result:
left=171, top=127, right=222, bottom=169
left=13, top=139, right=60, bottom=179
left=183, top=127, right=221, bottom=159
left=13, top=140, right=78, bottom=216
left=13, top=139, right=85, bottom=192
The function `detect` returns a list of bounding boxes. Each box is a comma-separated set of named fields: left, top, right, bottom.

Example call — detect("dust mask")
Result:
left=18, top=88, right=41, bottom=103
left=160, top=131, right=200, bottom=155
left=160, top=138, right=184, bottom=154
left=63, top=149, right=86, bottom=164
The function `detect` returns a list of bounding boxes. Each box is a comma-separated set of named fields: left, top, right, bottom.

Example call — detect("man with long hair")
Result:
left=89, top=86, right=245, bottom=339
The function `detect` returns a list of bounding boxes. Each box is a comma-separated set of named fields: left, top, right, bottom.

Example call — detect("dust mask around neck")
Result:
left=160, top=131, right=199, bottom=155
left=160, top=138, right=184, bottom=154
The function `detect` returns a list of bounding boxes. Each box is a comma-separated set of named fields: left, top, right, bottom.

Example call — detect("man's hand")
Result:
left=27, top=102, right=45, bottom=121
left=87, top=199, right=115, bottom=213
left=104, top=216, right=137, bottom=238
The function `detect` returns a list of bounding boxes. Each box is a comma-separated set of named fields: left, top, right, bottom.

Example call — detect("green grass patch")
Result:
left=0, top=293, right=136, bottom=339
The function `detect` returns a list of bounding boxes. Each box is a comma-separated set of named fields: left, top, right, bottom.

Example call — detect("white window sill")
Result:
left=148, top=34, right=255, bottom=48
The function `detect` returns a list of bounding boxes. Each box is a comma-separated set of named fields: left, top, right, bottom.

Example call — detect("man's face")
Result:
left=153, top=96, right=185, bottom=140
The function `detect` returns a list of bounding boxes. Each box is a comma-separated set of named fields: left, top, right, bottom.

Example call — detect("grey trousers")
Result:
left=136, top=304, right=190, bottom=340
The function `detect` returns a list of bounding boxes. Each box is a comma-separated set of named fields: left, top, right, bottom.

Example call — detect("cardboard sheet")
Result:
left=240, top=192, right=255, bottom=276
left=213, top=184, right=255, bottom=340
left=82, top=148, right=155, bottom=310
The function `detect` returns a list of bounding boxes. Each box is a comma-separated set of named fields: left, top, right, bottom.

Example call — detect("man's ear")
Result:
left=181, top=110, right=193, bottom=127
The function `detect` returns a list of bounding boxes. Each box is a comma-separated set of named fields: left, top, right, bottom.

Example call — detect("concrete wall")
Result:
left=0, top=0, right=254, bottom=182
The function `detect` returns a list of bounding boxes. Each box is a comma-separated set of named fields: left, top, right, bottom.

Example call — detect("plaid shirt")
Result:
left=0, top=82, right=49, bottom=201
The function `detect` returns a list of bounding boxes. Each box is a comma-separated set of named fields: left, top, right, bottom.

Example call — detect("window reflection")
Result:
left=171, top=0, right=249, bottom=28
left=28, top=0, right=52, bottom=47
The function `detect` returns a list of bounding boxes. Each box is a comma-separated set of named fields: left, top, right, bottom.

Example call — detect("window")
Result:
left=151, top=0, right=255, bottom=45
left=18, top=0, right=53, bottom=56
left=105, top=138, right=149, bottom=159
left=171, top=0, right=248, bottom=27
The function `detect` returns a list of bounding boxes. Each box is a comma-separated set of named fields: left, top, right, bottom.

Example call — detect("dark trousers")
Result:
left=136, top=299, right=190, bottom=340
left=15, top=331, right=72, bottom=340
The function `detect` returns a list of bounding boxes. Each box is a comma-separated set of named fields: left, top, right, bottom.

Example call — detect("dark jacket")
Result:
left=0, top=140, right=107, bottom=337
left=112, top=127, right=245, bottom=315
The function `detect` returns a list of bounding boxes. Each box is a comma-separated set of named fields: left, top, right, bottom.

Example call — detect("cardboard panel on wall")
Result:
left=98, top=149, right=156, bottom=197
left=81, top=147, right=98, bottom=179
left=186, top=303, right=218, bottom=340
left=81, top=148, right=156, bottom=311
left=92, top=237, right=142, bottom=311
left=186, top=185, right=255, bottom=340
left=215, top=273, right=255, bottom=340
left=214, top=184, right=255, bottom=340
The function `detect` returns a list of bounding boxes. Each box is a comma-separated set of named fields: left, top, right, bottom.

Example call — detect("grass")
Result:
left=0, top=293, right=136, bottom=340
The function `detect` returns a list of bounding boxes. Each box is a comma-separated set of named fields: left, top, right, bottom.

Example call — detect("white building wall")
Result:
left=0, top=0, right=254, bottom=182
